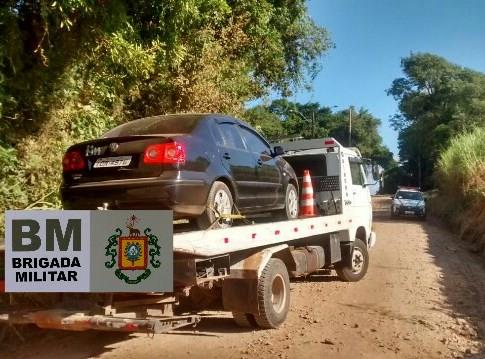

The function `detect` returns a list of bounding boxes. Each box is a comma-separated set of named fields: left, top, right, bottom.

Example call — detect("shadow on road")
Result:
left=3, top=328, right=133, bottom=359
left=375, top=196, right=485, bottom=357
left=424, top=221, right=485, bottom=357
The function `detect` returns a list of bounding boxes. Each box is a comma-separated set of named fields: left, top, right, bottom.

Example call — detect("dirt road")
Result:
left=3, top=197, right=485, bottom=358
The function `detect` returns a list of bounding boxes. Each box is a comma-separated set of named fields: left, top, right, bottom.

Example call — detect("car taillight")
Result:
left=63, top=151, right=86, bottom=172
left=143, top=142, right=186, bottom=165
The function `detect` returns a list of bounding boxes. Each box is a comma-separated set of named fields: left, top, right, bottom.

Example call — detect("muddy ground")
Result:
left=2, top=197, right=485, bottom=358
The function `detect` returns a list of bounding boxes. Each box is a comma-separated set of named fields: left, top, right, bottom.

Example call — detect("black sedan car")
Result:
left=61, top=114, right=299, bottom=228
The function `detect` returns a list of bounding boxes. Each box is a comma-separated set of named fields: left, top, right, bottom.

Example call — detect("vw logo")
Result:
left=109, top=143, right=119, bottom=152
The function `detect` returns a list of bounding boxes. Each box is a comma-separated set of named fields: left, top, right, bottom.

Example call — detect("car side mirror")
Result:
left=273, top=146, right=284, bottom=156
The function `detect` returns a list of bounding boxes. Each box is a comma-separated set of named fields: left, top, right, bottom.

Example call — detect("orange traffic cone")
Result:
left=300, top=170, right=315, bottom=217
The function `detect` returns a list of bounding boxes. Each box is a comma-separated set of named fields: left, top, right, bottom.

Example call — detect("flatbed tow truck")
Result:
left=0, top=138, right=376, bottom=335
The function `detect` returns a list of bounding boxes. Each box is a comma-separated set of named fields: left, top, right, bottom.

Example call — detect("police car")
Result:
left=390, top=187, right=426, bottom=220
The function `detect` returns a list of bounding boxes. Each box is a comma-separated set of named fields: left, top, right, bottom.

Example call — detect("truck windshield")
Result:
left=396, top=191, right=423, bottom=200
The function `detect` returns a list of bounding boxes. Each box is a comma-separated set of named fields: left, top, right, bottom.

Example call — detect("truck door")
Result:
left=347, top=157, right=372, bottom=224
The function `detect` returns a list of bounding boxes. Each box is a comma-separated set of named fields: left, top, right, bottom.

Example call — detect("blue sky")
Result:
left=290, top=0, right=485, bottom=156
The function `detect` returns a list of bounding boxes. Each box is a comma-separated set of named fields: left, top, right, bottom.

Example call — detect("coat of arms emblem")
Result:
left=104, top=215, right=161, bottom=284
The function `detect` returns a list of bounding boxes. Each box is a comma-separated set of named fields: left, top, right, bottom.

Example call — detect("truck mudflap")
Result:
left=368, top=231, right=377, bottom=249
left=0, top=308, right=200, bottom=334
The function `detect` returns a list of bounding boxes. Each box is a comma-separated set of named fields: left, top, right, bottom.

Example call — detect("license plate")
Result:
left=405, top=210, right=414, bottom=215
left=93, top=156, right=132, bottom=168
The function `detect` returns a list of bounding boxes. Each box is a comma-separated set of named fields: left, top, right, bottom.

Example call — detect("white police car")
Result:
left=390, top=187, right=426, bottom=220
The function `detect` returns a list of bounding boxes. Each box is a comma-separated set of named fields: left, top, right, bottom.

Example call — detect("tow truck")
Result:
left=0, top=138, right=377, bottom=334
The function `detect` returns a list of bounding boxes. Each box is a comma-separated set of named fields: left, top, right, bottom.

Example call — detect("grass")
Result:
left=433, top=127, right=485, bottom=254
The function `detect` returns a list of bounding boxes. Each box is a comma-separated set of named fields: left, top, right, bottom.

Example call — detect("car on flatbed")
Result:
left=61, top=113, right=299, bottom=228
left=390, top=187, right=426, bottom=219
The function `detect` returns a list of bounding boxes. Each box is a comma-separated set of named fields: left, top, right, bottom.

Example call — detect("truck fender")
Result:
left=228, top=244, right=294, bottom=280
left=222, top=244, right=295, bottom=314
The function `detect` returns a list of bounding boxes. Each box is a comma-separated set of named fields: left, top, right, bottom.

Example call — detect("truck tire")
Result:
left=197, top=181, right=233, bottom=229
left=281, top=183, right=299, bottom=220
left=335, top=238, right=369, bottom=282
left=253, top=258, right=290, bottom=329
left=232, top=312, right=256, bottom=328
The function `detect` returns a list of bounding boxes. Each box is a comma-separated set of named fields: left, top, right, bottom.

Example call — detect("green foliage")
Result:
left=388, top=53, right=485, bottom=188
left=437, top=127, right=485, bottom=200
left=0, top=0, right=331, bottom=241
left=433, top=128, right=485, bottom=252
left=244, top=99, right=394, bottom=169
left=242, top=105, right=284, bottom=140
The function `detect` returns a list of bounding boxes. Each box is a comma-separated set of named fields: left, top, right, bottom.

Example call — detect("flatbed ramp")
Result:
left=174, top=215, right=352, bottom=256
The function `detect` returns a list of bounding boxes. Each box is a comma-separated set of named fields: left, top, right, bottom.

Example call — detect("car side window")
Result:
left=239, top=126, right=271, bottom=155
left=217, top=123, right=245, bottom=150
left=349, top=159, right=365, bottom=185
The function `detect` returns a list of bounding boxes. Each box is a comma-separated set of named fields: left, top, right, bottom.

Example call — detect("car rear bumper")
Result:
left=61, top=178, right=209, bottom=217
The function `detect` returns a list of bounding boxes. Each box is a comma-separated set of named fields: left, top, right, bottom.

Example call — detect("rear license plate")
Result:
left=405, top=210, right=414, bottom=215
left=93, top=156, right=132, bottom=168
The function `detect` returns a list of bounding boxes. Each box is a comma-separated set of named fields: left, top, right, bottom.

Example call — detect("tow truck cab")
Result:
left=278, top=137, right=374, bottom=247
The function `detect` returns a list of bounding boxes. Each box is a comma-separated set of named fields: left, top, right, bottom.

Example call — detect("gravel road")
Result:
left=3, top=197, right=485, bottom=358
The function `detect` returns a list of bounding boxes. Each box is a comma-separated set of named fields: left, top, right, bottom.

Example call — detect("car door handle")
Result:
left=222, top=152, right=231, bottom=160
left=257, top=159, right=263, bottom=167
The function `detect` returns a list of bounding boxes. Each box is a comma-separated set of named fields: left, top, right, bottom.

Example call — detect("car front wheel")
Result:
left=280, top=183, right=299, bottom=220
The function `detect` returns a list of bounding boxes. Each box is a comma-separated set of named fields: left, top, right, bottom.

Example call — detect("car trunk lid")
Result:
left=63, top=135, right=182, bottom=184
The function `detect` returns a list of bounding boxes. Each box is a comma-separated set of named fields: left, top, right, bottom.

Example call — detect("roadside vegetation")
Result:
left=434, top=128, right=485, bottom=254
left=389, top=53, right=485, bottom=252
left=388, top=53, right=485, bottom=190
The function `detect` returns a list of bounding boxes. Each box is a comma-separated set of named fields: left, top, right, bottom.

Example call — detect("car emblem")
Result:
left=109, top=143, right=119, bottom=152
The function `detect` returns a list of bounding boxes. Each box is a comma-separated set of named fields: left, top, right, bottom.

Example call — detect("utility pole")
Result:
left=348, top=106, right=352, bottom=147
left=312, top=112, right=315, bottom=138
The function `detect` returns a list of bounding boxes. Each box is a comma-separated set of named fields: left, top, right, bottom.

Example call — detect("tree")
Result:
left=388, top=53, right=485, bottom=188
left=245, top=99, right=394, bottom=169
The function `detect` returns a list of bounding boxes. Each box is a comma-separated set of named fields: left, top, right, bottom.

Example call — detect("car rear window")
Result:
left=103, top=115, right=202, bottom=137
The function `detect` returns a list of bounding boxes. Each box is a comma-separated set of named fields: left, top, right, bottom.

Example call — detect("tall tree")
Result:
left=388, top=53, right=485, bottom=188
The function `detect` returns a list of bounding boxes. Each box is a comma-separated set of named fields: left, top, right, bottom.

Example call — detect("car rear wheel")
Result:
left=278, top=183, right=299, bottom=220
left=197, top=181, right=234, bottom=229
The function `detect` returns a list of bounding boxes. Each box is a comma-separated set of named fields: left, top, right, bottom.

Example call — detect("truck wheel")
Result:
left=335, top=239, right=369, bottom=282
left=197, top=181, right=233, bottom=229
left=253, top=258, right=290, bottom=329
left=232, top=312, right=256, bottom=328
